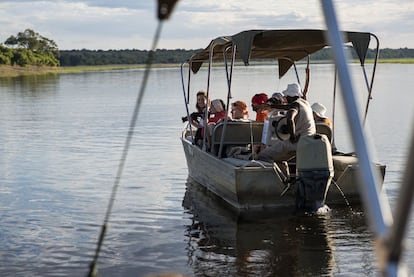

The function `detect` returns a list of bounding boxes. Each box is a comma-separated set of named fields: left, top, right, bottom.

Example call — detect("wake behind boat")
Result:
left=179, top=29, right=385, bottom=213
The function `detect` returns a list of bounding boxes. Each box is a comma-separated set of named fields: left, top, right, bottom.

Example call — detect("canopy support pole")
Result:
left=362, top=34, right=380, bottom=126
left=302, top=55, right=311, bottom=100
left=218, top=45, right=236, bottom=158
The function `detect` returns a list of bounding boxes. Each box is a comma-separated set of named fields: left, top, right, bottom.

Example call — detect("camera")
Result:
left=181, top=112, right=206, bottom=123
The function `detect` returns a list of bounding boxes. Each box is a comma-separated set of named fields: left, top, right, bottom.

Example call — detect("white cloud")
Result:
left=0, top=1, right=157, bottom=50
left=0, top=0, right=413, bottom=50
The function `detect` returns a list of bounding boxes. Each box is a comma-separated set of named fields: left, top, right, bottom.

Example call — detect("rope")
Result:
left=87, top=21, right=164, bottom=277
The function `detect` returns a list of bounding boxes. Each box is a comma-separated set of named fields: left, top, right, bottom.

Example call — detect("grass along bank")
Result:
left=0, top=64, right=179, bottom=78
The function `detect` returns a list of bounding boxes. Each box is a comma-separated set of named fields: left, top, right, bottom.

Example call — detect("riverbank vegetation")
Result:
left=57, top=47, right=414, bottom=66
left=1, top=29, right=59, bottom=67
left=0, top=64, right=178, bottom=77
left=1, top=28, right=413, bottom=77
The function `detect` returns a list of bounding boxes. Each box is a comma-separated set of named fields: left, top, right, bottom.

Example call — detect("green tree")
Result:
left=0, top=44, right=14, bottom=65
left=4, top=28, right=60, bottom=66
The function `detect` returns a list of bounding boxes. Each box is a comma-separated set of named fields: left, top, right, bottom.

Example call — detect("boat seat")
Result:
left=211, top=121, right=264, bottom=157
left=315, top=122, right=332, bottom=143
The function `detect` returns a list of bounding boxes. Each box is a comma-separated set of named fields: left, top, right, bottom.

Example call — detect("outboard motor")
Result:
left=295, top=134, right=333, bottom=211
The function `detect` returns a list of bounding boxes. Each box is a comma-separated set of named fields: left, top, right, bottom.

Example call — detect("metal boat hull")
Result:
left=181, top=138, right=385, bottom=211
left=182, top=138, right=295, bottom=211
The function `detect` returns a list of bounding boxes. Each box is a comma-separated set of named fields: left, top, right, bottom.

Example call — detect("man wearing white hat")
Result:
left=257, top=83, right=316, bottom=162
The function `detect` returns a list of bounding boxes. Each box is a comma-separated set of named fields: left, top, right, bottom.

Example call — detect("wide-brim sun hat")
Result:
left=282, top=83, right=303, bottom=97
left=311, top=102, right=328, bottom=118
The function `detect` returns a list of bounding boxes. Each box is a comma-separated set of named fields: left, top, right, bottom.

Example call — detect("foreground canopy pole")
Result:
left=157, top=0, right=178, bottom=20
left=88, top=23, right=162, bottom=277
left=320, top=1, right=400, bottom=276
left=387, top=129, right=414, bottom=272
left=87, top=1, right=178, bottom=276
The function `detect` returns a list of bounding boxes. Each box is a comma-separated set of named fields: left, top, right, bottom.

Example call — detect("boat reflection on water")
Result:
left=182, top=179, right=337, bottom=276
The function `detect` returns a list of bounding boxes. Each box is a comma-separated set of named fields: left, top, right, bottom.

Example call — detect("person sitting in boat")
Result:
left=264, top=91, right=287, bottom=118
left=204, top=99, right=230, bottom=150
left=258, top=91, right=287, bottom=152
left=181, top=91, right=208, bottom=124
left=230, top=100, right=250, bottom=121
left=257, top=83, right=316, bottom=162
left=182, top=90, right=209, bottom=145
left=208, top=99, right=228, bottom=123
left=195, top=90, right=208, bottom=115
left=251, top=93, right=269, bottom=122
left=311, top=102, right=335, bottom=149
left=311, top=102, right=332, bottom=128
left=193, top=91, right=209, bottom=144
left=268, top=92, right=287, bottom=109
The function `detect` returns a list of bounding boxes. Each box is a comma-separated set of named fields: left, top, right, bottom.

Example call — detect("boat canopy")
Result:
left=189, top=29, right=372, bottom=77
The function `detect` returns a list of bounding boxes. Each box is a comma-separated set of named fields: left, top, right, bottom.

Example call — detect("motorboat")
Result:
left=88, top=2, right=411, bottom=276
left=179, top=29, right=385, bottom=213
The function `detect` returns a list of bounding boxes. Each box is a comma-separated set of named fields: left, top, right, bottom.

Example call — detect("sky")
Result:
left=0, top=0, right=413, bottom=51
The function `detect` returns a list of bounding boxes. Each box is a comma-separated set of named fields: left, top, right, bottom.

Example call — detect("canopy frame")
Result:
left=188, top=29, right=372, bottom=78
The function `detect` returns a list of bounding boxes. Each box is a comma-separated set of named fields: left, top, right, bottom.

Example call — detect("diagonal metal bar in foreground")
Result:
left=320, top=0, right=412, bottom=276
left=87, top=1, right=178, bottom=276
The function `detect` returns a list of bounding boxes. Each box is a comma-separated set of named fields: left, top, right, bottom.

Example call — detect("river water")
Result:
left=0, top=64, right=413, bottom=276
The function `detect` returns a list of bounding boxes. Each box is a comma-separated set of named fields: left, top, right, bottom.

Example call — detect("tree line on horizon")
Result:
left=1, top=29, right=414, bottom=67
left=58, top=49, right=199, bottom=66
left=58, top=47, right=414, bottom=66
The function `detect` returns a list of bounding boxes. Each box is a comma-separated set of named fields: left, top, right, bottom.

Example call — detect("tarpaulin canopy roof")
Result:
left=188, top=29, right=372, bottom=77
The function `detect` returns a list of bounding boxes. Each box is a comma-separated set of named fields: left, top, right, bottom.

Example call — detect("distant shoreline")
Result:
left=1, top=59, right=413, bottom=78
left=0, top=64, right=179, bottom=78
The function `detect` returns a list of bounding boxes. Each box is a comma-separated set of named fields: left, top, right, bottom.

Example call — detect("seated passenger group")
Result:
left=187, top=85, right=331, bottom=162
